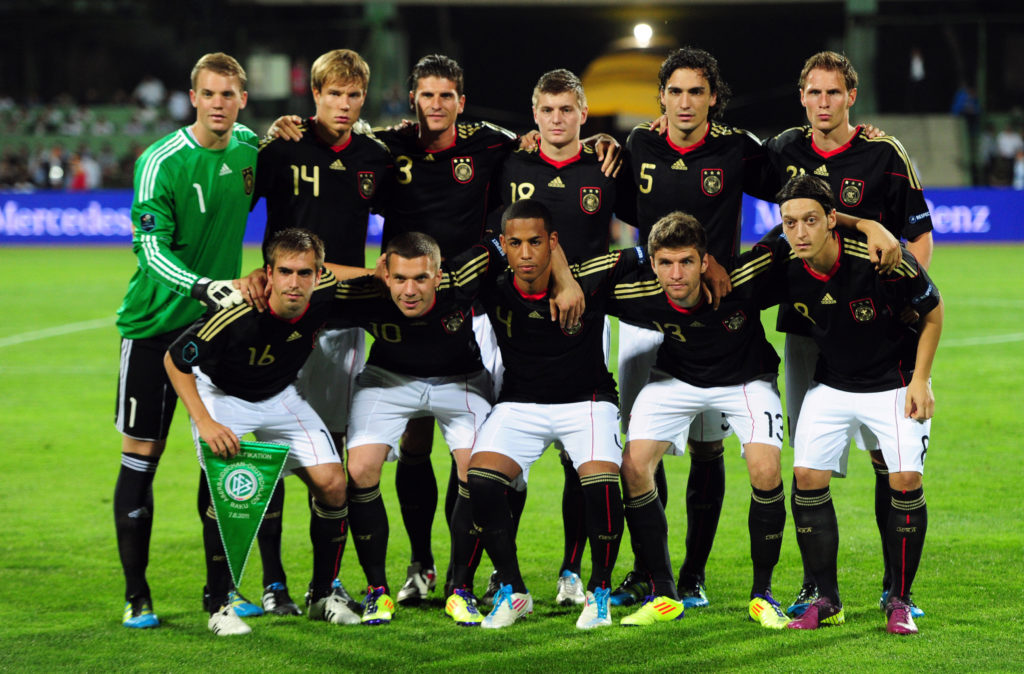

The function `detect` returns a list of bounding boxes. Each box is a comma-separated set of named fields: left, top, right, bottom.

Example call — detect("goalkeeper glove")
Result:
left=191, top=278, right=244, bottom=310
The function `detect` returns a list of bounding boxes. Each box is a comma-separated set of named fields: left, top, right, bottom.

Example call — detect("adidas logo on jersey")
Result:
left=548, top=176, right=566, bottom=188
left=671, top=159, right=687, bottom=171
left=219, top=163, right=232, bottom=176
left=528, top=310, right=545, bottom=319
left=286, top=331, right=303, bottom=342
left=821, top=293, right=836, bottom=305
left=813, top=165, right=829, bottom=177
left=690, top=321, right=705, bottom=327
left=330, top=159, right=346, bottom=171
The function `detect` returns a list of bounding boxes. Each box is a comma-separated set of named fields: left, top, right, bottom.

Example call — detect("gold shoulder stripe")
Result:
left=730, top=255, right=773, bottom=287
left=575, top=252, right=621, bottom=275
left=866, top=136, right=923, bottom=190
left=197, top=303, right=253, bottom=341
left=614, top=286, right=665, bottom=300
left=451, top=251, right=490, bottom=281
left=334, top=282, right=382, bottom=300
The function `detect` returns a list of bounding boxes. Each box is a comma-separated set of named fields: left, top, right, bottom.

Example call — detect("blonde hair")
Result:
left=190, top=52, right=247, bottom=91
left=310, top=49, right=370, bottom=92
left=799, top=51, right=858, bottom=91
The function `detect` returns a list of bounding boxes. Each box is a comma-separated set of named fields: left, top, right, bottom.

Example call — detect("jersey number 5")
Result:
left=638, top=163, right=656, bottom=194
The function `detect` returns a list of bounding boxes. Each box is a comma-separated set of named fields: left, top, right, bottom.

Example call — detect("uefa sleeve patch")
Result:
left=182, top=341, right=199, bottom=364
left=139, top=213, right=156, bottom=232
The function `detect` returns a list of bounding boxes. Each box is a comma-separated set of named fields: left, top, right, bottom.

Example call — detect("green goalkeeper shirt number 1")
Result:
left=117, top=123, right=258, bottom=340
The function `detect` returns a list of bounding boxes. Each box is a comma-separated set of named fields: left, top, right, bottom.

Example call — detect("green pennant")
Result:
left=201, top=440, right=290, bottom=587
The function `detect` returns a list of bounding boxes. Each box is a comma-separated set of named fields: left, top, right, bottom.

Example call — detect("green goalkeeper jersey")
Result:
left=116, top=124, right=258, bottom=339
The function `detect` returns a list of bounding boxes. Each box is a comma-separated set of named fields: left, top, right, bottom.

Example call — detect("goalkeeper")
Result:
left=112, top=52, right=266, bottom=630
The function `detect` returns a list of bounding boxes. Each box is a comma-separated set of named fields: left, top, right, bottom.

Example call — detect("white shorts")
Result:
left=617, top=321, right=732, bottom=446
left=785, top=334, right=878, bottom=477
left=473, top=312, right=503, bottom=401
left=628, top=372, right=784, bottom=456
left=472, top=400, right=622, bottom=484
left=193, top=373, right=341, bottom=475
left=295, top=327, right=365, bottom=434
left=793, top=383, right=929, bottom=476
left=347, top=365, right=492, bottom=453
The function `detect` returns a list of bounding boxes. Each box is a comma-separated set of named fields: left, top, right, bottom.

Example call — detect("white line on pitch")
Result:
left=0, top=317, right=113, bottom=349
left=942, top=332, right=1024, bottom=348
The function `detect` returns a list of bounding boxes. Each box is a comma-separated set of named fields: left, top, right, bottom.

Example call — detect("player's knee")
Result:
left=749, top=464, right=782, bottom=491
left=619, top=455, right=649, bottom=495
left=346, top=455, right=383, bottom=488
left=888, top=471, right=923, bottom=492
left=793, top=466, right=830, bottom=491
left=688, top=439, right=724, bottom=461
left=122, top=437, right=166, bottom=458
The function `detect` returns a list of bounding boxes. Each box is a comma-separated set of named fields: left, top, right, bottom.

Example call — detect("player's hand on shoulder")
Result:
left=905, top=377, right=934, bottom=421
left=861, top=220, right=901, bottom=273
left=518, top=130, right=541, bottom=153
left=702, top=254, right=732, bottom=310
left=198, top=418, right=242, bottom=458
left=550, top=279, right=585, bottom=330
left=191, top=278, right=245, bottom=311
left=585, top=133, right=622, bottom=177
left=266, top=115, right=304, bottom=142
left=862, top=123, right=886, bottom=139
left=238, top=269, right=269, bottom=312
left=648, top=115, right=669, bottom=136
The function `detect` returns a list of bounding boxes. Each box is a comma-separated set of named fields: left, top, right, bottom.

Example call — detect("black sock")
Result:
left=348, top=483, right=389, bottom=593
left=449, top=480, right=482, bottom=593
left=395, top=451, right=437, bottom=569
left=114, top=452, right=158, bottom=601
left=258, top=479, right=286, bottom=588
left=679, top=453, right=725, bottom=585
left=508, top=484, right=527, bottom=538
left=560, top=452, right=587, bottom=575
left=309, top=498, right=348, bottom=600
left=581, top=473, right=623, bottom=591
left=654, top=460, right=668, bottom=508
left=873, top=461, right=891, bottom=590
left=886, top=487, right=927, bottom=601
left=201, top=470, right=231, bottom=613
left=749, top=483, right=786, bottom=598
left=791, top=485, right=840, bottom=604
left=468, top=468, right=526, bottom=593
left=623, top=489, right=677, bottom=599
left=445, top=458, right=458, bottom=528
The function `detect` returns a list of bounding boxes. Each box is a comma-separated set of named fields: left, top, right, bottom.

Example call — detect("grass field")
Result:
left=1, top=243, right=1022, bottom=672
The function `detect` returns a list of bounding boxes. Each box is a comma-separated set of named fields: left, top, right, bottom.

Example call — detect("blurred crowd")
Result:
left=976, top=115, right=1024, bottom=190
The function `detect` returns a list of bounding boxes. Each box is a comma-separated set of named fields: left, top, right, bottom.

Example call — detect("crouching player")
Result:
left=610, top=211, right=791, bottom=628
left=773, top=175, right=942, bottom=635
left=330, top=232, right=499, bottom=626
left=466, top=199, right=634, bottom=630
left=164, top=229, right=358, bottom=635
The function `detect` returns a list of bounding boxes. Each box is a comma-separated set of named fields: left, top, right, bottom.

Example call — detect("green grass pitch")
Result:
left=0, top=243, right=1021, bottom=671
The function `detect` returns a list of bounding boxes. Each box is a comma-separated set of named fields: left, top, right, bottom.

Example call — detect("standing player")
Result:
left=249, top=48, right=393, bottom=614
left=611, top=46, right=779, bottom=609
left=467, top=199, right=635, bottom=630
left=113, top=53, right=263, bottom=628
left=766, top=51, right=934, bottom=617
left=495, top=68, right=619, bottom=606
left=767, top=175, right=941, bottom=635
left=164, top=229, right=358, bottom=636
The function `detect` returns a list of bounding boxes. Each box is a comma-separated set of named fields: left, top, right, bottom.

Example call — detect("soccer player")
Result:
left=768, top=175, right=941, bottom=635
left=611, top=46, right=779, bottom=609
left=609, top=211, right=790, bottom=628
left=467, top=199, right=636, bottom=630
left=113, top=52, right=264, bottom=628
left=766, top=51, right=935, bottom=617
left=248, top=48, right=393, bottom=615
left=494, top=68, right=620, bottom=607
left=164, top=229, right=359, bottom=636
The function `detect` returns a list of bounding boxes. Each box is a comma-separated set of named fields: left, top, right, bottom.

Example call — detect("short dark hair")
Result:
left=409, top=54, right=464, bottom=95
left=265, top=228, right=325, bottom=268
left=500, top=199, right=555, bottom=235
left=775, top=174, right=836, bottom=214
left=647, top=211, right=707, bottom=258
left=385, top=232, right=441, bottom=271
left=799, top=51, right=858, bottom=92
left=533, top=68, right=586, bottom=109
left=657, top=46, right=731, bottom=119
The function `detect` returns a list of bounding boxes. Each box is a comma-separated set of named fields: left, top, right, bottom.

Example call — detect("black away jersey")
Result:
left=759, top=226, right=941, bottom=392
left=376, top=121, right=518, bottom=257
left=256, top=119, right=393, bottom=267
left=480, top=247, right=646, bottom=405
left=497, top=145, right=617, bottom=262
left=621, top=122, right=778, bottom=266
left=168, top=270, right=339, bottom=402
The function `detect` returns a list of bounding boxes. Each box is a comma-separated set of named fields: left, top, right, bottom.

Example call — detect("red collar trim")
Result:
left=513, top=275, right=548, bottom=301
left=269, top=302, right=309, bottom=324
left=802, top=236, right=842, bottom=281
left=423, top=129, right=457, bottom=154
left=539, top=145, right=582, bottom=169
left=310, top=118, right=353, bottom=152
left=666, top=123, right=709, bottom=155
left=811, top=125, right=859, bottom=158
left=421, top=295, right=438, bottom=315
left=665, top=293, right=705, bottom=314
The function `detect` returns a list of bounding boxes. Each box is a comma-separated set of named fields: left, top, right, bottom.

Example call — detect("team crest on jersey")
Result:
left=850, top=298, right=876, bottom=322
left=242, top=166, right=254, bottom=195
left=441, top=311, right=466, bottom=334
left=139, top=213, right=156, bottom=233
left=722, top=310, right=747, bottom=332
left=358, top=171, right=376, bottom=199
left=701, top=168, right=723, bottom=196
left=580, top=187, right=601, bottom=214
left=840, top=178, right=864, bottom=207
left=561, top=320, right=583, bottom=336
left=452, top=157, right=474, bottom=183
